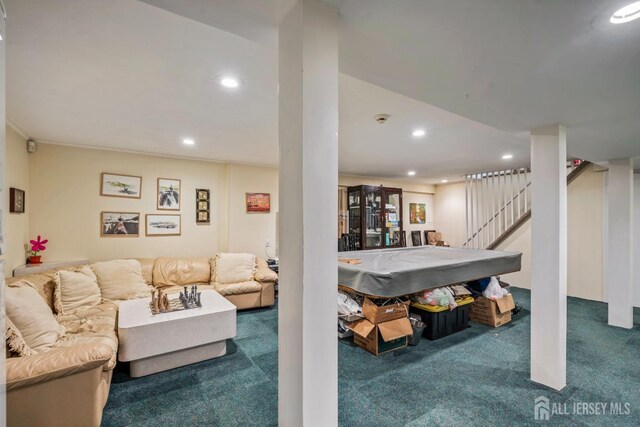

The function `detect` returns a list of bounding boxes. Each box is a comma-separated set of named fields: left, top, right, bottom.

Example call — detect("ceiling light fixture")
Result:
left=610, top=1, right=640, bottom=24
left=441, top=179, right=448, bottom=183
left=412, top=129, right=426, bottom=137
left=220, top=77, right=240, bottom=88
left=183, top=138, right=195, bottom=146
left=407, top=171, right=416, bottom=176
left=502, top=154, right=513, bottom=160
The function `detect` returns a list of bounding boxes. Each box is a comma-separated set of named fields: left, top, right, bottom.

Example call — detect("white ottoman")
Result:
left=118, top=290, right=236, bottom=377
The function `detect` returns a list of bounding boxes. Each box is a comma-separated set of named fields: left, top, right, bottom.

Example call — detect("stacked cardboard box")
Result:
left=470, top=294, right=515, bottom=327
left=348, top=298, right=413, bottom=355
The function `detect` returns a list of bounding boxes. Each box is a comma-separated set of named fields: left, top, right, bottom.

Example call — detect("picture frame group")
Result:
left=100, top=212, right=181, bottom=237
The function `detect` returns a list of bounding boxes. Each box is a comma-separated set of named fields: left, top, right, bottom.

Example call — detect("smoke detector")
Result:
left=374, top=114, right=390, bottom=124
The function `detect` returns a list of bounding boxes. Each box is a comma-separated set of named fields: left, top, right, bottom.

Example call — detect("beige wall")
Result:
left=21, top=143, right=279, bottom=268
left=5, top=127, right=30, bottom=272
left=433, top=181, right=466, bottom=247
left=227, top=163, right=279, bottom=258
left=435, top=165, right=606, bottom=301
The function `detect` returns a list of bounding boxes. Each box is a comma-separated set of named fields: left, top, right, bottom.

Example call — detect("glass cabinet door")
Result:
left=384, top=190, right=402, bottom=247
left=347, top=189, right=361, bottom=250
left=364, top=188, right=382, bottom=248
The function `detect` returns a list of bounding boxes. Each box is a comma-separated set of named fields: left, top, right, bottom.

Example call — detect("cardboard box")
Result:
left=349, top=317, right=413, bottom=355
left=362, top=298, right=408, bottom=324
left=470, top=294, right=515, bottom=327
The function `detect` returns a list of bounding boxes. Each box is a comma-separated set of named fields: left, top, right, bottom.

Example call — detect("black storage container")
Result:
left=409, top=300, right=472, bottom=340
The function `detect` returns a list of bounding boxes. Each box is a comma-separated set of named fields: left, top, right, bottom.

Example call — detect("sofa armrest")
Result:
left=255, top=266, right=278, bottom=283
left=6, top=343, right=112, bottom=391
left=255, top=258, right=278, bottom=283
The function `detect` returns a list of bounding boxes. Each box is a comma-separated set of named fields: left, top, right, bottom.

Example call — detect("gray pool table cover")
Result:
left=338, top=246, right=522, bottom=297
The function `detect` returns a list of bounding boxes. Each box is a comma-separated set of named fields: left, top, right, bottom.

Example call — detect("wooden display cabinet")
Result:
left=347, top=185, right=403, bottom=250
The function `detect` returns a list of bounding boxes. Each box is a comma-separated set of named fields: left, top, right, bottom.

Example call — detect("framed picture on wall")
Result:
left=197, top=210, right=210, bottom=223
left=157, top=178, right=181, bottom=210
left=9, top=188, right=25, bottom=213
left=101, top=173, right=142, bottom=199
left=146, top=214, right=181, bottom=236
left=101, top=212, right=140, bottom=237
left=246, top=193, right=271, bottom=213
left=196, top=188, right=210, bottom=224
left=409, top=203, right=426, bottom=224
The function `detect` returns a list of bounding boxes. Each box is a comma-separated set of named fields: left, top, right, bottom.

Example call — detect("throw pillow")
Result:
left=5, top=316, right=36, bottom=356
left=5, top=280, right=65, bottom=353
left=213, top=253, right=256, bottom=284
left=90, top=259, right=150, bottom=301
left=54, top=266, right=102, bottom=314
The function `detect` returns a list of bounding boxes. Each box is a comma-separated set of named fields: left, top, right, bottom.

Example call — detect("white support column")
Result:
left=530, top=124, right=567, bottom=391
left=605, top=159, right=634, bottom=328
left=278, top=1, right=338, bottom=426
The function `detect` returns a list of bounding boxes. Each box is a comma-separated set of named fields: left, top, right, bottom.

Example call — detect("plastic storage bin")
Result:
left=410, top=297, right=474, bottom=340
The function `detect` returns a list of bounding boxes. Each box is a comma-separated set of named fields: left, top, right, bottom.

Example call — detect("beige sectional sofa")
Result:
left=4, top=254, right=277, bottom=427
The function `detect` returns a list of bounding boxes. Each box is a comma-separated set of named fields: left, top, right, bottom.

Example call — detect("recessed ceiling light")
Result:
left=610, top=1, right=640, bottom=24
left=407, top=171, right=416, bottom=176
left=412, top=129, right=426, bottom=137
left=441, top=179, right=448, bottom=183
left=183, top=138, right=195, bottom=146
left=220, top=77, right=239, bottom=88
left=502, top=154, right=513, bottom=160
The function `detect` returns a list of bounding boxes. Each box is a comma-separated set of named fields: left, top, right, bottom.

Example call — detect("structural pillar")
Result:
left=530, top=124, right=567, bottom=390
left=605, top=158, right=634, bottom=328
left=278, top=1, right=338, bottom=426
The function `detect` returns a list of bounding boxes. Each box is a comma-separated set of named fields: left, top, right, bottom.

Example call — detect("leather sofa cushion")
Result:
left=152, top=257, right=211, bottom=287
left=54, top=267, right=102, bottom=315
left=255, top=258, right=278, bottom=282
left=213, top=253, right=256, bottom=285
left=155, top=284, right=216, bottom=295
left=214, top=280, right=262, bottom=296
left=57, top=302, right=119, bottom=370
left=6, top=281, right=65, bottom=354
left=133, top=258, right=155, bottom=284
left=91, top=259, right=150, bottom=301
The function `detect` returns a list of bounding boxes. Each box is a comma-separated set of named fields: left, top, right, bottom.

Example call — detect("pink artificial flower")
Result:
left=30, top=235, right=48, bottom=253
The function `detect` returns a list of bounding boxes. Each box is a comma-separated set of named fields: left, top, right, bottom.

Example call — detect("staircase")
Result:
left=463, top=160, right=591, bottom=250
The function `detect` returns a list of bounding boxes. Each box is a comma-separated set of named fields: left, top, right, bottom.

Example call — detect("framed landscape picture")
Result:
left=409, top=203, right=426, bottom=224
left=101, top=173, right=142, bottom=199
left=146, top=214, right=181, bottom=236
left=101, top=212, right=140, bottom=237
left=246, top=193, right=270, bottom=213
left=157, top=178, right=181, bottom=210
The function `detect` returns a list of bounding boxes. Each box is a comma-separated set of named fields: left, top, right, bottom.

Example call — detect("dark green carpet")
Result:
left=102, top=288, right=640, bottom=426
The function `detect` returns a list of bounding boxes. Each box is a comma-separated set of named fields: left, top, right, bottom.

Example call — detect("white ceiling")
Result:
left=328, top=0, right=640, bottom=162
left=6, top=0, right=279, bottom=165
left=6, top=0, right=640, bottom=182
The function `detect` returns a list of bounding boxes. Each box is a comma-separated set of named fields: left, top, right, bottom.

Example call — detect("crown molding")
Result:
left=33, top=138, right=277, bottom=169
left=6, top=120, right=30, bottom=140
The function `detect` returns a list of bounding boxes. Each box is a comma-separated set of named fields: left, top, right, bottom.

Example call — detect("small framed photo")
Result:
left=246, top=193, right=271, bottom=214
left=101, top=212, right=140, bottom=237
left=197, top=189, right=210, bottom=201
left=146, top=214, right=181, bottom=236
left=10, top=188, right=25, bottom=213
left=197, top=200, right=209, bottom=211
left=157, top=178, right=181, bottom=210
left=101, top=173, right=142, bottom=199
left=197, top=210, right=210, bottom=224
